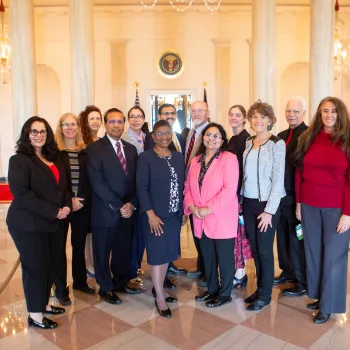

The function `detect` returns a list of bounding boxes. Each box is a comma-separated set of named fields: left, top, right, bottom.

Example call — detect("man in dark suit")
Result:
left=87, top=108, right=141, bottom=304
left=144, top=103, right=187, bottom=285
left=274, top=96, right=308, bottom=296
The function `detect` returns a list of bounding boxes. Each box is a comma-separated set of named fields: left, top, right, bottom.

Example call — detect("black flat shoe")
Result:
left=246, top=299, right=270, bottom=311
left=114, top=284, right=142, bottom=294
left=244, top=291, right=258, bottom=304
left=28, top=316, right=57, bottom=329
left=152, top=287, right=177, bottom=303
left=273, top=274, right=296, bottom=285
left=44, top=306, right=65, bottom=315
left=73, top=284, right=96, bottom=295
left=103, top=291, right=122, bottom=304
left=232, top=275, right=248, bottom=289
left=206, top=297, right=232, bottom=308
left=314, top=311, right=330, bottom=324
left=163, top=277, right=176, bottom=290
left=167, top=263, right=187, bottom=275
left=155, top=299, right=172, bottom=318
left=57, top=295, right=71, bottom=306
left=307, top=300, right=320, bottom=310
left=187, top=270, right=203, bottom=278
left=195, top=291, right=217, bottom=302
left=197, top=277, right=207, bottom=288
left=282, top=284, right=307, bottom=297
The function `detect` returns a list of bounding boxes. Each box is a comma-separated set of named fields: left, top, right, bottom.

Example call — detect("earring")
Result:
left=267, top=124, right=272, bottom=131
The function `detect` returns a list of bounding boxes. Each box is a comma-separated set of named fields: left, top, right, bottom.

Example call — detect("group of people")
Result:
left=6, top=95, right=350, bottom=330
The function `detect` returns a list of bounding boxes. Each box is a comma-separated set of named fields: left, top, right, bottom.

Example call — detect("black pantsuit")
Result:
left=276, top=201, right=306, bottom=286
left=302, top=204, right=350, bottom=314
left=200, top=232, right=235, bottom=299
left=243, top=198, right=280, bottom=303
left=189, top=214, right=205, bottom=273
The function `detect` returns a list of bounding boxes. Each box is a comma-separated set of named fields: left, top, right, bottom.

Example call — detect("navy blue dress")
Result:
left=137, top=149, right=185, bottom=265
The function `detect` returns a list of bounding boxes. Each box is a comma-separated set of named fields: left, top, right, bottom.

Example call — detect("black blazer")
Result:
left=6, top=152, right=72, bottom=233
left=137, top=149, right=185, bottom=218
left=86, top=136, right=138, bottom=228
left=144, top=132, right=185, bottom=155
left=278, top=122, right=308, bottom=204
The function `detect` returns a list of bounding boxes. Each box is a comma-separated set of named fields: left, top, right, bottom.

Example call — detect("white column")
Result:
left=10, top=0, right=37, bottom=138
left=251, top=0, right=276, bottom=108
left=70, top=0, right=95, bottom=114
left=309, top=0, right=334, bottom=115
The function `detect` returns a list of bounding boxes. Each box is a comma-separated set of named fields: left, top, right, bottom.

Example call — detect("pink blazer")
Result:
left=184, top=151, right=239, bottom=240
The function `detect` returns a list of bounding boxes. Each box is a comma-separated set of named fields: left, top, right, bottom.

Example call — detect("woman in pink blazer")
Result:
left=184, top=123, right=239, bottom=308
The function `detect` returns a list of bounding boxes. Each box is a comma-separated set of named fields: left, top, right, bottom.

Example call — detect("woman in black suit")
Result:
left=54, top=113, right=95, bottom=306
left=6, top=117, right=72, bottom=329
left=137, top=120, right=185, bottom=318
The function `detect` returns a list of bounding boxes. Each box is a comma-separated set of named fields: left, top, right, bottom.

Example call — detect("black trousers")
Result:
left=8, top=226, right=62, bottom=312
left=54, top=207, right=91, bottom=297
left=276, top=201, right=307, bottom=286
left=302, top=204, right=350, bottom=314
left=243, top=198, right=280, bottom=303
left=92, top=215, right=134, bottom=295
left=189, top=214, right=205, bottom=274
left=199, top=232, right=235, bottom=299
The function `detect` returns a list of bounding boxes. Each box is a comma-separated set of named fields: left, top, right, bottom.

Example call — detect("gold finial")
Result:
left=134, top=81, right=140, bottom=88
left=201, top=81, right=207, bottom=87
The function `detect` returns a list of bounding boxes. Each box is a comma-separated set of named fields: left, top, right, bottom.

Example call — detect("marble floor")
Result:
left=0, top=204, right=350, bottom=350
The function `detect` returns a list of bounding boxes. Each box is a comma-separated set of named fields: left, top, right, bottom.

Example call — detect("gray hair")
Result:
left=286, top=96, right=307, bottom=111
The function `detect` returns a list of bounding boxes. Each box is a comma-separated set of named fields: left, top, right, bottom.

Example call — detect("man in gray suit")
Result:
left=185, top=100, right=209, bottom=285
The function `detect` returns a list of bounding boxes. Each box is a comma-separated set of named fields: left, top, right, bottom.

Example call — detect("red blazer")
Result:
left=184, top=151, right=239, bottom=239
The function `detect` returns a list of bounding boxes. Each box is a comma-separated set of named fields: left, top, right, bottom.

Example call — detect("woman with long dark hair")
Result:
left=294, top=96, right=350, bottom=324
left=184, top=123, right=239, bottom=308
left=7, top=117, right=71, bottom=329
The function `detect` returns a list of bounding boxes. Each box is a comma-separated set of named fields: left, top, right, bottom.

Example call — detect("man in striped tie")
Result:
left=185, top=101, right=210, bottom=286
left=87, top=108, right=141, bottom=305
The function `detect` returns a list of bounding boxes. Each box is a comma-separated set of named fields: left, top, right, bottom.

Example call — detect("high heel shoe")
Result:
left=155, top=299, right=172, bottom=318
left=28, top=315, right=57, bottom=329
left=151, top=287, right=177, bottom=303
left=232, top=275, right=248, bottom=289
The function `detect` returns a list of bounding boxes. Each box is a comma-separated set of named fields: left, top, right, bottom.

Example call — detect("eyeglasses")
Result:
left=285, top=110, right=302, bottom=115
left=204, top=132, right=222, bottom=140
left=155, top=131, right=172, bottom=137
left=107, top=120, right=125, bottom=125
left=161, top=112, right=176, bottom=116
left=228, top=113, right=243, bottom=118
left=191, top=109, right=208, bottom=115
left=129, top=115, right=144, bottom=120
left=30, top=129, right=47, bottom=136
left=61, top=123, right=78, bottom=129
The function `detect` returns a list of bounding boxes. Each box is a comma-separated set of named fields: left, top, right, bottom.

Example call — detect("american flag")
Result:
left=135, top=88, right=140, bottom=107
left=203, top=87, right=207, bottom=103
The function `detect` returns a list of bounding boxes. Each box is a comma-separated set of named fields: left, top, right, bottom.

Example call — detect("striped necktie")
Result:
left=185, top=130, right=196, bottom=167
left=116, top=142, right=127, bottom=174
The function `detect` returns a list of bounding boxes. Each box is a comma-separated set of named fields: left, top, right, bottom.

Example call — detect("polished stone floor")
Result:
left=0, top=203, right=350, bottom=349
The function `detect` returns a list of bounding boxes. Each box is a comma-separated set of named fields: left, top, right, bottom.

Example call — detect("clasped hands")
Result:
left=56, top=206, right=71, bottom=220
left=189, top=205, right=211, bottom=219
left=120, top=202, right=134, bottom=218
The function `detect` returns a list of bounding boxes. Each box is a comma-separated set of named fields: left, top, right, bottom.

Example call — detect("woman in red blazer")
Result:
left=184, top=123, right=239, bottom=308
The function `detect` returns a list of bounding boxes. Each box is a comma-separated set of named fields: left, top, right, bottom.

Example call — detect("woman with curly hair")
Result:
left=6, top=117, right=71, bottom=329
left=295, top=96, right=350, bottom=324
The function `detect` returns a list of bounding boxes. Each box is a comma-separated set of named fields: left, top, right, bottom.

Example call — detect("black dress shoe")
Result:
left=57, top=295, right=72, bottom=306
left=163, top=277, right=176, bottom=290
left=282, top=284, right=307, bottom=297
left=273, top=274, right=296, bottom=285
left=167, top=263, right=187, bottom=275
left=206, top=296, right=232, bottom=308
left=151, top=287, right=177, bottom=303
left=114, top=284, right=142, bottom=294
left=73, top=284, right=96, bottom=295
left=232, top=275, right=248, bottom=289
left=314, top=311, right=331, bottom=324
left=44, top=305, right=65, bottom=315
left=307, top=300, right=320, bottom=310
left=187, top=270, right=203, bottom=278
left=155, top=299, right=172, bottom=318
left=197, top=277, right=207, bottom=288
left=28, top=316, right=58, bottom=329
left=244, top=291, right=258, bottom=304
left=103, top=291, right=122, bottom=304
left=246, top=299, right=270, bottom=311
left=195, top=291, right=217, bottom=302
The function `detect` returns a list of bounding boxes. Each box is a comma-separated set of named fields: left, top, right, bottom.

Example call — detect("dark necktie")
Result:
left=285, top=129, right=294, bottom=147
left=185, top=130, right=196, bottom=168
left=116, top=142, right=127, bottom=174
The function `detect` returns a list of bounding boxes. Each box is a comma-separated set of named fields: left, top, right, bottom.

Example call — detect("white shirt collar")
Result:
left=107, top=134, right=124, bottom=147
